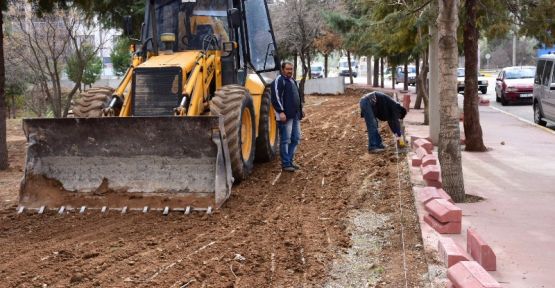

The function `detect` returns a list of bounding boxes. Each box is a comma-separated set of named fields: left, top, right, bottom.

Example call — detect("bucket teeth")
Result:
left=19, top=205, right=215, bottom=216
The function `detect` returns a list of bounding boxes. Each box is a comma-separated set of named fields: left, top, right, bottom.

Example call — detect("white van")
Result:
left=338, top=57, right=358, bottom=77
left=533, top=54, right=555, bottom=126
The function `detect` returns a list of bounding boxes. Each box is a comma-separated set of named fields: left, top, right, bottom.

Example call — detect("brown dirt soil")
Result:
left=0, top=93, right=430, bottom=287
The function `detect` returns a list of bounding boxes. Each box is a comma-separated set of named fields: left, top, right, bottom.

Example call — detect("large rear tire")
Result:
left=534, top=102, right=547, bottom=127
left=210, top=85, right=256, bottom=183
left=255, top=87, right=278, bottom=162
left=72, top=87, right=115, bottom=117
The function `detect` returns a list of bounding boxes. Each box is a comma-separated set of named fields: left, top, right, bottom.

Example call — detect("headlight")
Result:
left=458, top=81, right=464, bottom=85
left=481, top=80, right=488, bottom=85
left=506, top=87, right=518, bottom=92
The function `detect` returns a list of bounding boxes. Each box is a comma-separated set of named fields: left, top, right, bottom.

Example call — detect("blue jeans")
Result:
left=278, top=117, right=301, bottom=167
left=360, top=97, right=384, bottom=150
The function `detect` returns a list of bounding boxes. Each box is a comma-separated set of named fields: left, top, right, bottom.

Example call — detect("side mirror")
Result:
left=228, top=8, right=241, bottom=29
left=123, top=15, right=133, bottom=36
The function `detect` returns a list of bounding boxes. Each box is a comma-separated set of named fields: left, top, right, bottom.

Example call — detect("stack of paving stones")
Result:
left=410, top=136, right=500, bottom=288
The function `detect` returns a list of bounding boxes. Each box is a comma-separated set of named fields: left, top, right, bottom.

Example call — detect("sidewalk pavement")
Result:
left=403, top=93, right=555, bottom=287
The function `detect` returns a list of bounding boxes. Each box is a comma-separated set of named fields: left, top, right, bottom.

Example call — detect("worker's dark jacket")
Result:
left=360, top=92, right=407, bottom=121
left=270, top=74, right=303, bottom=120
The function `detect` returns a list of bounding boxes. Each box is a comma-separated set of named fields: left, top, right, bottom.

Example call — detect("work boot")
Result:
left=291, top=163, right=301, bottom=170
left=368, top=148, right=385, bottom=154
left=282, top=166, right=296, bottom=172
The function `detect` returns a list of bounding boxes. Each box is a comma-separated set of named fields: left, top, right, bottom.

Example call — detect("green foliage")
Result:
left=30, top=0, right=145, bottom=34
left=65, top=44, right=103, bottom=86
left=110, top=36, right=132, bottom=77
left=513, top=0, right=555, bottom=45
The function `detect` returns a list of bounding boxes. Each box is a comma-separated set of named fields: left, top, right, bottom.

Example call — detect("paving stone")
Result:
left=425, top=199, right=462, bottom=223
left=448, top=261, right=501, bottom=288
left=422, top=165, right=441, bottom=181
left=424, top=214, right=461, bottom=234
left=438, top=236, right=470, bottom=267
left=467, top=228, right=496, bottom=271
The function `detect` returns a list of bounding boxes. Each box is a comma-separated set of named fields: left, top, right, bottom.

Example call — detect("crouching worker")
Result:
left=359, top=91, right=407, bottom=153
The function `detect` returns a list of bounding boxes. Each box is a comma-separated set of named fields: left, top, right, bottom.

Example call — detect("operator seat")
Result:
left=191, top=24, right=215, bottom=50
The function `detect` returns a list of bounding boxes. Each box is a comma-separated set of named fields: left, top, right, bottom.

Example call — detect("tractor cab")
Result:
left=140, top=0, right=279, bottom=77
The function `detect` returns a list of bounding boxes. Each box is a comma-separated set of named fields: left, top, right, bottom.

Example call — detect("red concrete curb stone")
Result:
left=425, top=199, right=462, bottom=223
left=424, top=214, right=462, bottom=234
left=415, top=138, right=433, bottom=153
left=448, top=261, right=501, bottom=288
left=438, top=237, right=471, bottom=267
left=422, top=165, right=441, bottom=181
left=425, top=178, right=443, bottom=188
left=411, top=155, right=422, bottom=167
left=418, top=186, right=454, bottom=204
left=421, top=154, right=438, bottom=167
left=467, top=228, right=497, bottom=271
left=416, top=147, right=429, bottom=159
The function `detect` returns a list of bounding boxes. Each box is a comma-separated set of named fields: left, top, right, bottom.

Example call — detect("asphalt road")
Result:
left=465, top=76, right=555, bottom=130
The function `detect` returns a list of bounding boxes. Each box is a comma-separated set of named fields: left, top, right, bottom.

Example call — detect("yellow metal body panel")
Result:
left=138, top=51, right=200, bottom=70
left=245, top=74, right=266, bottom=137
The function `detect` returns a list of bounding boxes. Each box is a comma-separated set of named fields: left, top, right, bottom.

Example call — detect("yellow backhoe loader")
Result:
left=18, top=0, right=280, bottom=214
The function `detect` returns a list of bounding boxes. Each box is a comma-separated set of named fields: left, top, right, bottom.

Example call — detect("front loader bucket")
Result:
left=19, top=117, right=233, bottom=213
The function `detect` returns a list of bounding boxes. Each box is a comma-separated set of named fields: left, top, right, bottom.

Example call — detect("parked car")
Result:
left=310, top=63, right=325, bottom=78
left=457, top=68, right=489, bottom=94
left=338, top=57, right=358, bottom=77
left=396, top=66, right=417, bottom=85
left=495, top=66, right=536, bottom=105
left=533, top=54, right=555, bottom=126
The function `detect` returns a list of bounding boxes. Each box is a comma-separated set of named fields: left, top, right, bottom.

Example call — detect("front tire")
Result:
left=210, top=85, right=256, bottom=182
left=534, top=102, right=547, bottom=127
left=72, top=87, right=115, bottom=117
left=480, top=87, right=487, bottom=95
left=501, top=93, right=508, bottom=106
left=255, top=87, right=278, bottom=162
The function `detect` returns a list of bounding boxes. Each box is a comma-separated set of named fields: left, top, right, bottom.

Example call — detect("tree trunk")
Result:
left=438, top=0, right=465, bottom=202
left=346, top=50, right=353, bottom=84
left=307, top=51, right=312, bottom=80
left=463, top=0, right=487, bottom=152
left=403, top=62, right=409, bottom=91
left=324, top=53, right=329, bottom=78
left=366, top=55, right=372, bottom=86
left=293, top=52, right=298, bottom=80
left=380, top=58, right=384, bottom=88
left=416, top=49, right=430, bottom=124
left=0, top=11, right=8, bottom=170
left=391, top=66, right=396, bottom=90
left=298, top=51, right=308, bottom=103
left=373, top=57, right=379, bottom=87
left=415, top=54, right=423, bottom=109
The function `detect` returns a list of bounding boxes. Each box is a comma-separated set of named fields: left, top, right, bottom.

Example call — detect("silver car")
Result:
left=533, top=54, right=555, bottom=126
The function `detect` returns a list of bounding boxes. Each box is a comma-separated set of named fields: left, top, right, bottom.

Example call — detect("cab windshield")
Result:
left=144, top=0, right=230, bottom=51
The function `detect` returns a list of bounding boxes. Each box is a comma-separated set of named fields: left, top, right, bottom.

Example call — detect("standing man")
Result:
left=360, top=91, right=407, bottom=153
left=271, top=62, right=304, bottom=172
